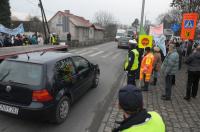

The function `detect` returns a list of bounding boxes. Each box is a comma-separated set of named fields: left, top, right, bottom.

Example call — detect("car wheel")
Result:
left=92, top=73, right=100, bottom=88
left=53, top=96, right=70, bottom=124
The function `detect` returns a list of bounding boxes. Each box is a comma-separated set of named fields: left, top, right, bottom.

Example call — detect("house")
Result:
left=48, top=10, right=104, bottom=42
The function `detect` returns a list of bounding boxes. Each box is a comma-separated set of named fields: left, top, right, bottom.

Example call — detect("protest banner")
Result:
left=138, top=35, right=153, bottom=48
left=181, top=13, right=199, bottom=40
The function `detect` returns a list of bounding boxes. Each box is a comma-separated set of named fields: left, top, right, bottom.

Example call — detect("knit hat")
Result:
left=118, top=85, right=143, bottom=112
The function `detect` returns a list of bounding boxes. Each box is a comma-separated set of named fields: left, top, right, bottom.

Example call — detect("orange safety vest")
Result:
left=140, top=52, right=154, bottom=82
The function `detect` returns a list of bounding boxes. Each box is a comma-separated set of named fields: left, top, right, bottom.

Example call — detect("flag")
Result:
left=139, top=26, right=147, bottom=35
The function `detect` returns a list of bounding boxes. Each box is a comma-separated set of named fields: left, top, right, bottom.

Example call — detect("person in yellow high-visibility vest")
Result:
left=50, top=34, right=57, bottom=45
left=124, top=39, right=139, bottom=86
left=112, top=85, right=165, bottom=132
left=140, top=47, right=154, bottom=91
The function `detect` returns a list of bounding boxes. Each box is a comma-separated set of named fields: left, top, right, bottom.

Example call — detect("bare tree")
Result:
left=93, top=11, right=117, bottom=38
left=94, top=11, right=116, bottom=26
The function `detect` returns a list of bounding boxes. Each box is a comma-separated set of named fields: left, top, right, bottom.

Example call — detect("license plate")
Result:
left=0, top=104, right=19, bottom=115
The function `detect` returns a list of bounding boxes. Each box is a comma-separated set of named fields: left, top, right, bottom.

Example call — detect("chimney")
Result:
left=64, top=10, right=70, bottom=14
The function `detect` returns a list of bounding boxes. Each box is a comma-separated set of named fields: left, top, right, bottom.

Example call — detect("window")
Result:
left=0, top=61, right=43, bottom=86
left=54, top=58, right=76, bottom=83
left=72, top=56, right=89, bottom=72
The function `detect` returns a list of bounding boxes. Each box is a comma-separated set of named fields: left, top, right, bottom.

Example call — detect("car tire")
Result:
left=92, top=72, right=100, bottom=88
left=53, top=96, right=70, bottom=124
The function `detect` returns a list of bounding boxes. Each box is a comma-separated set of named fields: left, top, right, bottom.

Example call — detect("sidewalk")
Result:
left=98, top=64, right=200, bottom=132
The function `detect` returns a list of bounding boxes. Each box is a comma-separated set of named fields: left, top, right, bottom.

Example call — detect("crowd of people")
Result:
left=0, top=33, right=44, bottom=47
left=112, top=38, right=200, bottom=132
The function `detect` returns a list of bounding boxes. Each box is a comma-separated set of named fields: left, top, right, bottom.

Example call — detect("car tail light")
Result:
left=32, top=89, right=53, bottom=102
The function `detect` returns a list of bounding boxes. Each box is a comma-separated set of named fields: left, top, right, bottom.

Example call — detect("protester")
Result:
left=112, top=85, right=165, bottom=132
left=161, top=44, right=179, bottom=100
left=140, top=47, right=154, bottom=91
left=151, top=47, right=162, bottom=86
left=37, top=35, right=44, bottom=45
left=184, top=46, right=200, bottom=101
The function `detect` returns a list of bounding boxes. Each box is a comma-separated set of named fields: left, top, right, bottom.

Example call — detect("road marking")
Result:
left=89, top=51, right=104, bottom=57
left=111, top=52, right=121, bottom=60
left=80, top=50, right=94, bottom=55
left=101, top=52, right=115, bottom=58
left=74, top=49, right=88, bottom=54
left=69, top=49, right=77, bottom=52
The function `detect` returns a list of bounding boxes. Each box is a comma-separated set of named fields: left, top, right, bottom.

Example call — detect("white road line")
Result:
left=101, top=52, right=115, bottom=58
left=74, top=49, right=88, bottom=54
left=89, top=51, right=104, bottom=57
left=79, top=50, right=94, bottom=55
left=111, top=53, right=121, bottom=60
left=69, top=49, right=77, bottom=52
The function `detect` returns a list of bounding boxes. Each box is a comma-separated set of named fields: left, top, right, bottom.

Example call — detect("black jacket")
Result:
left=126, top=50, right=135, bottom=72
left=185, top=51, right=200, bottom=71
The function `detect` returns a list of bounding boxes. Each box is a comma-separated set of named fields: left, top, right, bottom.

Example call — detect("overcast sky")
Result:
left=10, top=0, right=172, bottom=25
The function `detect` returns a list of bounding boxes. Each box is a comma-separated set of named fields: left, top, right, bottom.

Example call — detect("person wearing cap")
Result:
left=184, top=45, right=200, bottom=101
left=140, top=47, right=154, bottom=91
left=151, top=47, right=162, bottom=86
left=112, top=85, right=165, bottom=132
left=161, top=44, right=179, bottom=100
left=124, top=39, right=139, bottom=86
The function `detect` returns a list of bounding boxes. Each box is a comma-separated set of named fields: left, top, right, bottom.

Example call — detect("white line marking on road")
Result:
left=89, top=51, right=104, bottom=57
left=111, top=53, right=121, bottom=60
left=69, top=49, right=77, bottom=52
left=80, top=50, right=94, bottom=55
left=101, top=52, right=115, bottom=58
left=74, top=49, right=88, bottom=54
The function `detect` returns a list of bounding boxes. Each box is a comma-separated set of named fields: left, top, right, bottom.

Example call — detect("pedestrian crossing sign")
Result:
left=181, top=13, right=199, bottom=40
left=184, top=20, right=194, bottom=28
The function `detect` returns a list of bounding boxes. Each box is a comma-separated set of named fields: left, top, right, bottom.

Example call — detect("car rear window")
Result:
left=0, top=60, right=43, bottom=86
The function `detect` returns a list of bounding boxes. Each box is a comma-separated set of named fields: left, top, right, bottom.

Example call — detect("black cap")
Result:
left=118, top=85, right=143, bottom=112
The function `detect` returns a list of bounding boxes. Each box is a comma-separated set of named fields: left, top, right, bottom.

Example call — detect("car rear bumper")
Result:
left=118, top=43, right=129, bottom=48
left=0, top=101, right=56, bottom=120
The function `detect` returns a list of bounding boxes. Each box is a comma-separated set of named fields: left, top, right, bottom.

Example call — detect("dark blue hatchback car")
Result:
left=0, top=51, right=100, bottom=123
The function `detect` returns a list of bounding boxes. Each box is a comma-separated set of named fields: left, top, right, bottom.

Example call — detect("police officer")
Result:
left=112, top=85, right=165, bottom=132
left=124, top=39, right=139, bottom=86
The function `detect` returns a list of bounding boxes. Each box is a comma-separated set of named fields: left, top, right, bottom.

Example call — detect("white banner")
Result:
left=0, top=23, right=24, bottom=35
left=154, top=35, right=167, bottom=56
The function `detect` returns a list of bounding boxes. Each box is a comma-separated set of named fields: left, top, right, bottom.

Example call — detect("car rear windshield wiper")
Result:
left=0, top=70, right=10, bottom=81
left=8, top=80, right=29, bottom=86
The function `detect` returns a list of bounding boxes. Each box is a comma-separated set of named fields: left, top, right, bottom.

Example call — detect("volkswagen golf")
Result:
left=0, top=51, right=100, bottom=124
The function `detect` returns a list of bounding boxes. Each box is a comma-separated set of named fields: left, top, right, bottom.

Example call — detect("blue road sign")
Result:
left=184, top=20, right=194, bottom=29
left=171, top=24, right=180, bottom=32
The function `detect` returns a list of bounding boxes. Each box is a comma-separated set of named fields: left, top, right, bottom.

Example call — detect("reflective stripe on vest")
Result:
left=122, top=112, right=165, bottom=132
left=124, top=49, right=139, bottom=71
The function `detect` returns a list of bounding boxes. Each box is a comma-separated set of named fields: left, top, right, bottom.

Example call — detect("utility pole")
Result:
left=38, top=0, right=50, bottom=44
left=140, top=0, right=146, bottom=33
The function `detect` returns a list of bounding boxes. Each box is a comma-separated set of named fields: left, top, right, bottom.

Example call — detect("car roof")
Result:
left=6, top=51, right=76, bottom=64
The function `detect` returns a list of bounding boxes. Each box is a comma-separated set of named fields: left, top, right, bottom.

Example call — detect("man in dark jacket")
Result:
left=184, top=46, right=200, bottom=100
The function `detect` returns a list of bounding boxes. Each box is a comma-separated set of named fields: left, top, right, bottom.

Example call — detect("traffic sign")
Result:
left=171, top=24, right=180, bottom=32
left=181, top=13, right=199, bottom=40
left=184, top=20, right=194, bottom=28
left=138, top=35, right=153, bottom=48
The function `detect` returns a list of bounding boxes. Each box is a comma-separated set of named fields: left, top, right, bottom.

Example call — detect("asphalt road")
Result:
left=0, top=42, right=127, bottom=132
